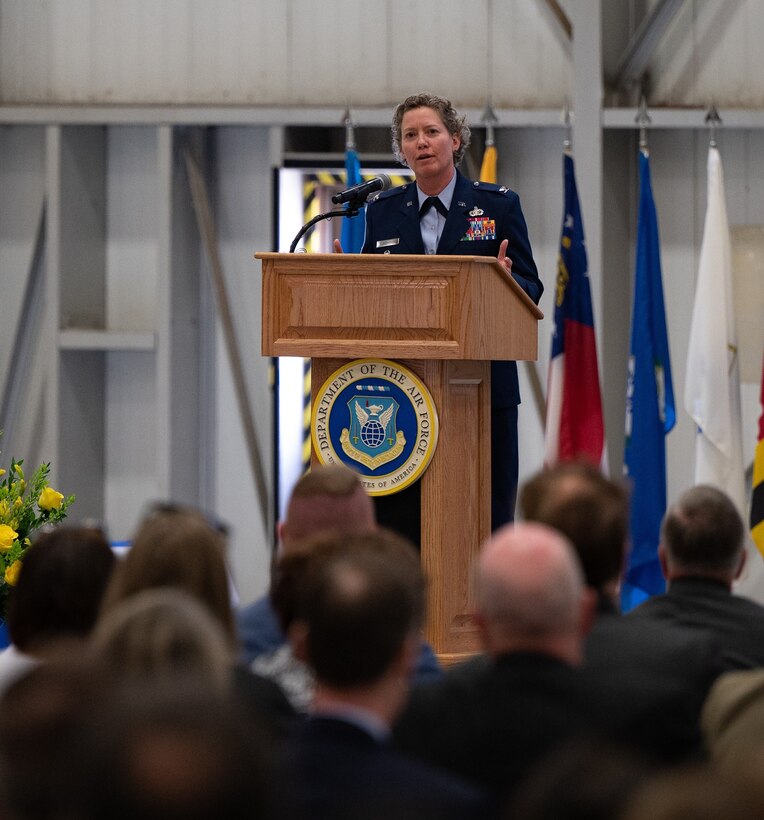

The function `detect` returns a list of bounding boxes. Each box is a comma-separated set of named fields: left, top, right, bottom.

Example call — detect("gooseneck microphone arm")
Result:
left=288, top=205, right=360, bottom=254
left=289, top=175, right=389, bottom=253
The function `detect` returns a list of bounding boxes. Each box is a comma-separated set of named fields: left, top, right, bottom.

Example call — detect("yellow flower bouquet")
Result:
left=0, top=458, right=75, bottom=620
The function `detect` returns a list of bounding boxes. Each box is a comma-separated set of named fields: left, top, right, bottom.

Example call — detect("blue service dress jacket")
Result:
left=361, top=169, right=543, bottom=408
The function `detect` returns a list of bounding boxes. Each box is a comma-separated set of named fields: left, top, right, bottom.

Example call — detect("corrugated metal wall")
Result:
left=0, top=0, right=571, bottom=106
left=3, top=1, right=764, bottom=108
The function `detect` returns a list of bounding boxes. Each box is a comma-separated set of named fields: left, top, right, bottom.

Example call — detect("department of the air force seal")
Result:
left=311, top=359, right=439, bottom=496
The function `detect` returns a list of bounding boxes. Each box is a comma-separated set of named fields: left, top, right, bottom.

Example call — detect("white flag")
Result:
left=684, top=146, right=763, bottom=600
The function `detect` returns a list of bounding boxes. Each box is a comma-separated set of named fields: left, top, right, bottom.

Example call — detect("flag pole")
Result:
left=636, top=94, right=651, bottom=154
left=479, top=101, right=498, bottom=184
left=339, top=106, right=365, bottom=255
left=705, top=104, right=722, bottom=148
left=562, top=98, right=572, bottom=154
left=481, top=100, right=497, bottom=148
left=343, top=105, right=356, bottom=152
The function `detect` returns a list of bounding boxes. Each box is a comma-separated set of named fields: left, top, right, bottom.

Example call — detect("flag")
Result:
left=622, top=149, right=676, bottom=611
left=683, top=146, right=764, bottom=600
left=340, top=145, right=365, bottom=253
left=684, top=146, right=746, bottom=514
left=544, top=152, right=605, bottom=468
left=752, top=349, right=764, bottom=554
left=480, top=143, right=497, bottom=183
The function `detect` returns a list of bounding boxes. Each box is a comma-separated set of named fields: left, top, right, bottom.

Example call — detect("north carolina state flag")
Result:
left=544, top=152, right=605, bottom=468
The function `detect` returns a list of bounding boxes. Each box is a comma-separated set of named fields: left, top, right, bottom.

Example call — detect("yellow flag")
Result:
left=480, top=145, right=497, bottom=184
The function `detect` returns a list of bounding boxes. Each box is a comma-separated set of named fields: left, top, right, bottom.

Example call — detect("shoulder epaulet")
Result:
left=469, top=180, right=515, bottom=195
left=370, top=182, right=410, bottom=203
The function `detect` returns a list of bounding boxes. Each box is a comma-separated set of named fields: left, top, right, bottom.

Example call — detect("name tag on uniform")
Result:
left=376, top=238, right=399, bottom=248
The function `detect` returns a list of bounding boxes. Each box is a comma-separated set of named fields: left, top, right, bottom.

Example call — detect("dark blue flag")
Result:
left=622, top=150, right=676, bottom=611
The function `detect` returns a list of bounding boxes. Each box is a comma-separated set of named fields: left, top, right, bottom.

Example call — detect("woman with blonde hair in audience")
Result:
left=99, top=503, right=297, bottom=733
left=101, top=503, right=235, bottom=642
left=91, top=587, right=233, bottom=693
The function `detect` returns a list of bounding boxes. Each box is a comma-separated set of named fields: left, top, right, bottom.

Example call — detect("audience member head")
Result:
left=701, top=668, right=764, bottom=771
left=660, top=485, right=745, bottom=585
left=287, top=529, right=424, bottom=716
left=508, top=737, right=655, bottom=820
left=75, top=680, right=278, bottom=820
left=101, top=504, right=235, bottom=643
left=91, top=588, right=233, bottom=694
left=7, top=524, right=116, bottom=654
left=519, top=461, right=629, bottom=596
left=619, top=764, right=764, bottom=820
left=475, top=522, right=591, bottom=664
left=278, top=464, right=375, bottom=555
left=0, top=652, right=111, bottom=820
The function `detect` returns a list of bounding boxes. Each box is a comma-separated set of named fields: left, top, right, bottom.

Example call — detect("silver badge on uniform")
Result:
left=376, top=238, right=400, bottom=248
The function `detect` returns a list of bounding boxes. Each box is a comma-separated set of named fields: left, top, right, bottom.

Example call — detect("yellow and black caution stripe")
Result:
left=302, top=357, right=312, bottom=473
left=302, top=172, right=342, bottom=253
left=301, top=172, right=410, bottom=252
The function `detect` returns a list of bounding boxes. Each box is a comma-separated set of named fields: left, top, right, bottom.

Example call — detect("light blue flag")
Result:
left=622, top=149, right=676, bottom=612
left=340, top=147, right=365, bottom=253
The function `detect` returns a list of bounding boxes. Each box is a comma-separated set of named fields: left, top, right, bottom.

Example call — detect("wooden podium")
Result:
left=257, top=252, right=542, bottom=663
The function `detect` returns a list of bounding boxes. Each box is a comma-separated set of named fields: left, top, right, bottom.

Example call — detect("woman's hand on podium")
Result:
left=333, top=239, right=344, bottom=253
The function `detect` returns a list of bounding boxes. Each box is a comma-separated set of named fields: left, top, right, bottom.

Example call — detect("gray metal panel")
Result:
left=59, top=126, right=106, bottom=329
left=0, top=0, right=571, bottom=108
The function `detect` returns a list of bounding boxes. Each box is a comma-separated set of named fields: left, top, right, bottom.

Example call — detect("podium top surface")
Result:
left=257, top=252, right=543, bottom=360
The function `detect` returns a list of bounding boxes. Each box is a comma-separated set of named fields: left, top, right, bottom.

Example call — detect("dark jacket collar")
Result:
left=667, top=576, right=732, bottom=596
left=304, top=714, right=386, bottom=747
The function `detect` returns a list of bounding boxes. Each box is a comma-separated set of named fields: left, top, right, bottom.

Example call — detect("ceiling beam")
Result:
left=612, top=0, right=686, bottom=91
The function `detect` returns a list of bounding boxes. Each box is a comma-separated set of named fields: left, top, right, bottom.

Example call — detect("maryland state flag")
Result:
left=752, top=349, right=764, bottom=555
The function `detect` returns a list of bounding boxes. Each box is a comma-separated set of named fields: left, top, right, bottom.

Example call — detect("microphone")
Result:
left=332, top=174, right=391, bottom=205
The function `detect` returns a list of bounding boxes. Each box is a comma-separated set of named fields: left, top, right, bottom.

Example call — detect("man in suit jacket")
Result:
left=287, top=528, right=490, bottom=819
left=338, top=92, right=543, bottom=530
left=394, top=522, right=598, bottom=802
left=519, top=462, right=723, bottom=764
left=626, top=484, right=764, bottom=671
left=235, top=463, right=442, bottom=683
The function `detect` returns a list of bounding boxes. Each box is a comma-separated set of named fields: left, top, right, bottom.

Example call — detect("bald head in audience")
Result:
left=277, top=464, right=376, bottom=554
left=474, top=522, right=592, bottom=665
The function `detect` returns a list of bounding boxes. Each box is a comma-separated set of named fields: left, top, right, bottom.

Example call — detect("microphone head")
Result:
left=365, top=174, right=392, bottom=201
left=331, top=174, right=394, bottom=206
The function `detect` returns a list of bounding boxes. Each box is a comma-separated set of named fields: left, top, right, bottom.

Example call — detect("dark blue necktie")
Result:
left=419, top=196, right=448, bottom=219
